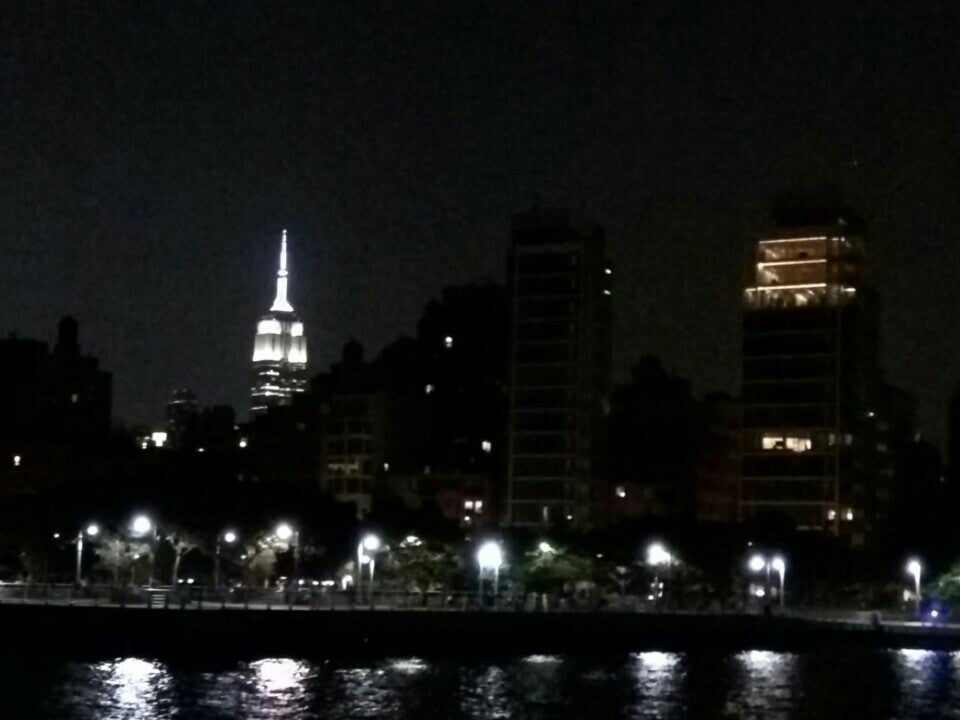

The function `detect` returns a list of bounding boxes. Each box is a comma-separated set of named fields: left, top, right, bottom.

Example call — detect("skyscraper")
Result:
left=505, top=209, right=612, bottom=528
left=250, top=230, right=308, bottom=416
left=740, top=207, right=880, bottom=539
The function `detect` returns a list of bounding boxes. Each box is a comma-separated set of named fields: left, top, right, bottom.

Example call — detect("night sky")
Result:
left=2, top=3, right=958, bottom=444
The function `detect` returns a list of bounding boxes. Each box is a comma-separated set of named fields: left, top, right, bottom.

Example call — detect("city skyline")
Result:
left=2, top=4, right=958, bottom=446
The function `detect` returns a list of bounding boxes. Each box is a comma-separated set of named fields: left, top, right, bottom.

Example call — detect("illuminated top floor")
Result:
left=744, top=224, right=865, bottom=309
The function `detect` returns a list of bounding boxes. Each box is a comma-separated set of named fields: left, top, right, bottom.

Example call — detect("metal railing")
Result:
left=0, top=584, right=922, bottom=623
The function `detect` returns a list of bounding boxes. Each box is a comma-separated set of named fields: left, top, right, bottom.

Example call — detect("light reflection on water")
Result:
left=93, top=658, right=171, bottom=720
left=12, top=649, right=960, bottom=718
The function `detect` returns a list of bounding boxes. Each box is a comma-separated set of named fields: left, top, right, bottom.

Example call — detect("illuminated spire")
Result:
left=270, top=229, right=294, bottom=312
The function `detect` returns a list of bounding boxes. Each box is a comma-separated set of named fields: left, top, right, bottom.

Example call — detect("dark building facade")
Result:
left=0, top=317, right=112, bottom=493
left=604, top=356, right=699, bottom=520
left=166, top=388, right=200, bottom=451
left=695, top=392, right=741, bottom=523
left=317, top=284, right=508, bottom=522
left=505, top=209, right=612, bottom=528
left=950, top=385, right=960, bottom=483
left=740, top=208, right=881, bottom=540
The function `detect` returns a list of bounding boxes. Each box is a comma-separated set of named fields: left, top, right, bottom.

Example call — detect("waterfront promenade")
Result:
left=1, top=584, right=957, bottom=658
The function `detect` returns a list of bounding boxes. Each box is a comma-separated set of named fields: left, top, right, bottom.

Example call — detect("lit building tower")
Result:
left=740, top=207, right=880, bottom=540
left=250, top=230, right=308, bottom=415
left=505, top=209, right=612, bottom=528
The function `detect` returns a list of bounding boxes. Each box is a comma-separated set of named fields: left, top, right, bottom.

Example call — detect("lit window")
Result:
left=844, top=434, right=853, bottom=445
left=383, top=462, right=390, bottom=472
left=481, top=440, right=492, bottom=453
left=198, top=447, right=205, bottom=453
left=475, top=500, right=483, bottom=513
left=257, top=319, right=282, bottom=335
left=239, top=438, right=248, bottom=449
left=827, top=509, right=837, bottom=521
left=151, top=431, right=167, bottom=448
left=616, top=486, right=626, bottom=498
left=140, top=441, right=148, bottom=450
left=71, top=393, right=79, bottom=403
left=844, top=509, right=854, bottom=521
left=12, top=455, right=21, bottom=467
left=444, top=336, right=453, bottom=349
left=603, top=289, right=611, bottom=296
left=464, top=500, right=474, bottom=510
left=464, top=515, right=472, bottom=523
left=566, top=514, right=574, bottom=521
left=291, top=322, right=304, bottom=337
left=762, top=435, right=812, bottom=452
left=425, top=384, right=434, bottom=395
left=605, top=268, right=612, bottom=275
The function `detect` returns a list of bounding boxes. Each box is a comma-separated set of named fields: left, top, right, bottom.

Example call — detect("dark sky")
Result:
left=2, top=3, right=959, bottom=445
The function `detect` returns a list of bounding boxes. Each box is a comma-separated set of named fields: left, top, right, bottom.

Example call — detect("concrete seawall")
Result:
left=4, top=605, right=960, bottom=659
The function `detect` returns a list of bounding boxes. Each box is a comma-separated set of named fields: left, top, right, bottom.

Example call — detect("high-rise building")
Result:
left=250, top=230, right=308, bottom=416
left=166, top=388, right=200, bottom=451
left=505, top=209, right=612, bottom=528
left=740, top=207, right=880, bottom=539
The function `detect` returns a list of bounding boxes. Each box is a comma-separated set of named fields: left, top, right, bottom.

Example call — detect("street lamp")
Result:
left=771, top=556, right=786, bottom=608
left=477, top=540, right=503, bottom=602
left=214, top=529, right=238, bottom=590
left=646, top=542, right=673, bottom=605
left=129, top=514, right=157, bottom=586
left=357, top=533, right=381, bottom=604
left=275, top=523, right=300, bottom=587
left=906, top=558, right=922, bottom=616
left=75, top=523, right=100, bottom=585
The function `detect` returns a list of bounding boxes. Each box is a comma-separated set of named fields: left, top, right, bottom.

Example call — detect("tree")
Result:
left=518, top=543, right=596, bottom=596
left=95, top=535, right=152, bottom=586
left=931, top=562, right=960, bottom=603
left=241, top=534, right=278, bottom=588
left=165, top=527, right=201, bottom=586
left=391, top=537, right=457, bottom=599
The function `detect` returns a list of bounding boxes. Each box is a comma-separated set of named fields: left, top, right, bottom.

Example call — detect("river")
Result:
left=3, top=649, right=957, bottom=718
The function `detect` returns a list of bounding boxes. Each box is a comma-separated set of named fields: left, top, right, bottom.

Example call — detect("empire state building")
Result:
left=250, top=230, right=308, bottom=415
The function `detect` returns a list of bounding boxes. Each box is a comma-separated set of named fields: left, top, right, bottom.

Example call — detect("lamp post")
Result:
left=214, top=530, right=238, bottom=590
left=646, top=542, right=672, bottom=605
left=771, top=556, right=786, bottom=608
left=275, top=523, right=299, bottom=588
left=906, top=558, right=922, bottom=617
left=477, top=541, right=503, bottom=605
left=75, top=523, right=99, bottom=585
left=358, top=534, right=381, bottom=605
left=130, top=514, right=157, bottom=586
left=748, top=553, right=768, bottom=601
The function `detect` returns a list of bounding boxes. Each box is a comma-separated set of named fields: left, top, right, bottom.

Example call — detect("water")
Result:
left=3, top=649, right=959, bottom=718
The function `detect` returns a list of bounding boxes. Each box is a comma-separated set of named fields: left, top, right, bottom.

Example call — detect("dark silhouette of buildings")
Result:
left=604, top=356, right=699, bottom=519
left=0, top=317, right=112, bottom=493
left=505, top=209, right=612, bottom=528
left=950, top=385, right=960, bottom=483
left=695, top=392, right=740, bottom=523
left=602, top=358, right=740, bottom=525
left=314, top=284, right=508, bottom=523
left=740, top=207, right=881, bottom=540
